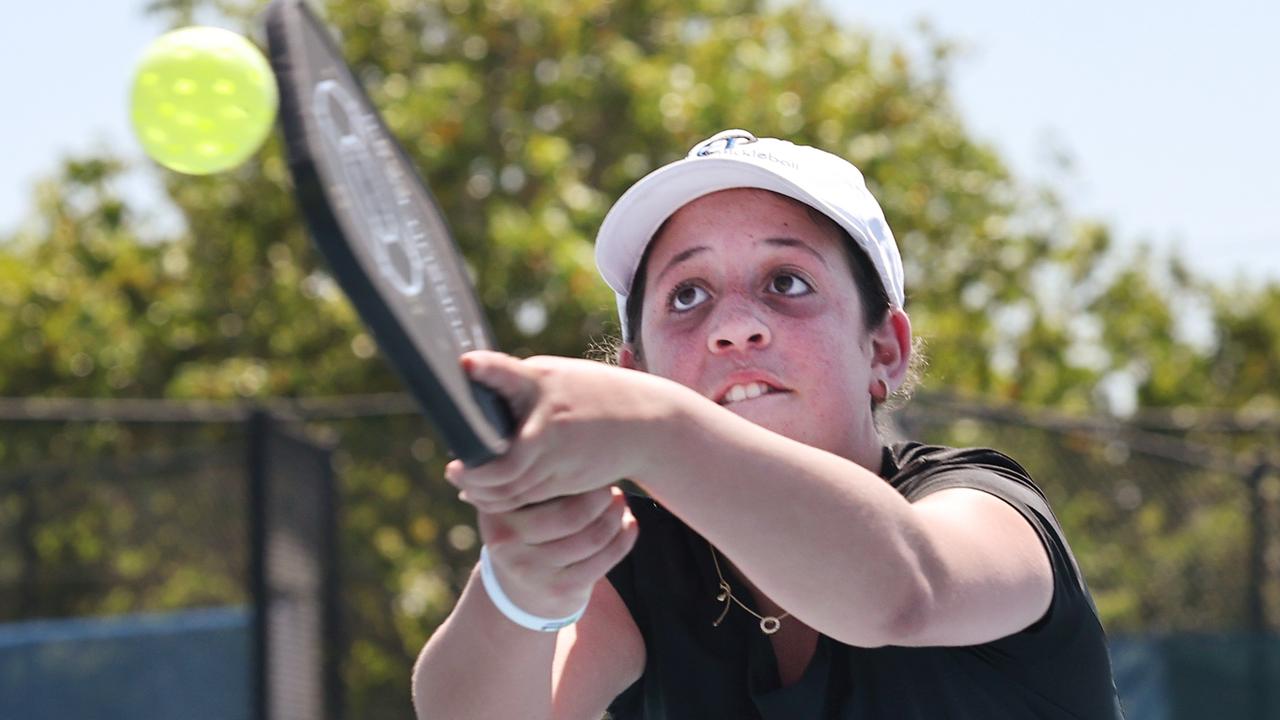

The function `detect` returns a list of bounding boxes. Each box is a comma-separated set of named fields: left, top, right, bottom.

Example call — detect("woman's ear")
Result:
left=869, top=309, right=912, bottom=391
left=618, top=343, right=643, bottom=371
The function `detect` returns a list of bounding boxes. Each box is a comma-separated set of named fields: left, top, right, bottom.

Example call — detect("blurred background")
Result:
left=1, top=0, right=1277, bottom=718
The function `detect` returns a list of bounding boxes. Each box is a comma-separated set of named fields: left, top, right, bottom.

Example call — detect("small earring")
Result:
left=872, top=379, right=889, bottom=404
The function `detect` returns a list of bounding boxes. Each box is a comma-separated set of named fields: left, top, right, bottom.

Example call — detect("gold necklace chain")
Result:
left=709, top=544, right=790, bottom=635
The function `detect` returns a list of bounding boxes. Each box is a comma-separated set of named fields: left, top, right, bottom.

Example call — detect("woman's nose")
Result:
left=707, top=300, right=771, bottom=353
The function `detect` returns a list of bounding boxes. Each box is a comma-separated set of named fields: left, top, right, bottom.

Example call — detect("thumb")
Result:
left=462, top=351, right=537, bottom=417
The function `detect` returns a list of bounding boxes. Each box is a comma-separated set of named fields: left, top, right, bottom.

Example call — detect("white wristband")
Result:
left=479, top=546, right=588, bottom=632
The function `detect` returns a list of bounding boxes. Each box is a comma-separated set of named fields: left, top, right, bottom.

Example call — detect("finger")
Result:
left=444, top=459, right=464, bottom=488
left=468, top=484, right=553, bottom=515
left=477, top=470, right=574, bottom=514
left=464, top=469, right=556, bottom=514
left=480, top=500, right=637, bottom=614
left=549, top=506, right=639, bottom=593
left=462, top=351, right=538, bottom=419
left=448, top=410, right=547, bottom=491
left=528, top=489, right=629, bottom=567
left=494, top=496, right=625, bottom=584
left=467, top=474, right=555, bottom=514
left=500, top=487, right=615, bottom=545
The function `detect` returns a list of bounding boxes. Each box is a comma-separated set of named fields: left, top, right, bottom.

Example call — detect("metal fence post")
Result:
left=1246, top=459, right=1272, bottom=720
left=16, top=475, right=37, bottom=618
left=247, top=408, right=270, bottom=720
left=319, top=443, right=343, bottom=720
left=245, top=407, right=340, bottom=720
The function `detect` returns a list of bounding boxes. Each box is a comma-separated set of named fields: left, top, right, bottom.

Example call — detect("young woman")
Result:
left=412, top=130, right=1124, bottom=719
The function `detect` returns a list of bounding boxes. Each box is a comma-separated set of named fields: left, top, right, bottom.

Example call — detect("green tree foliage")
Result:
left=3, top=0, right=1278, bottom=715
left=1209, top=285, right=1280, bottom=409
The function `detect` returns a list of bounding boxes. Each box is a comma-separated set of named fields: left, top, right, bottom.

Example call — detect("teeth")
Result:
left=723, top=382, right=772, bottom=404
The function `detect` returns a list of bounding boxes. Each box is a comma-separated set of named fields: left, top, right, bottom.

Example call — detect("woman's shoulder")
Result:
left=888, top=441, right=1100, bottom=615
left=884, top=441, right=1045, bottom=503
left=887, top=441, right=1034, bottom=479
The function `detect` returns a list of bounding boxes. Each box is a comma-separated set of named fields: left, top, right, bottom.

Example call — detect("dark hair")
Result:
left=624, top=200, right=892, bottom=360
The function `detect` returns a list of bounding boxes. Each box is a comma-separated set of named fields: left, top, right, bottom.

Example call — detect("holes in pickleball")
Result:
left=197, top=142, right=223, bottom=157
left=212, top=79, right=236, bottom=95
left=172, top=78, right=197, bottom=95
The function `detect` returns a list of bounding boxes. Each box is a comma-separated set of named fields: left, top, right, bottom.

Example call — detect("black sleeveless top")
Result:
left=605, top=442, right=1126, bottom=719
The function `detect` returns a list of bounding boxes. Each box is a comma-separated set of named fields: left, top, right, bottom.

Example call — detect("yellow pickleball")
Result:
left=130, top=26, right=278, bottom=175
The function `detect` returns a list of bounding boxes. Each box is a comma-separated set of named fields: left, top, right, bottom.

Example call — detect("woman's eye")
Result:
left=670, top=284, right=710, bottom=311
left=769, top=272, right=813, bottom=296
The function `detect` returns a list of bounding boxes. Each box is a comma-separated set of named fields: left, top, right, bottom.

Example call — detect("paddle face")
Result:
left=266, top=0, right=511, bottom=464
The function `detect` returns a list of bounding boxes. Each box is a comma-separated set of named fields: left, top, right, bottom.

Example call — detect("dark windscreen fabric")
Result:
left=0, top=607, right=251, bottom=720
left=605, top=442, right=1125, bottom=719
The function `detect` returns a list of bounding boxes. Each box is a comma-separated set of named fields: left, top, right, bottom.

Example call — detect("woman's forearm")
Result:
left=412, top=565, right=558, bottom=720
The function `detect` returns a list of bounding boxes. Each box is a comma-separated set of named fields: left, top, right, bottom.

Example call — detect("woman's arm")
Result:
left=450, top=353, right=1053, bottom=649
left=412, top=564, right=558, bottom=719
left=412, top=567, right=644, bottom=720
left=413, top=486, right=644, bottom=719
left=632, top=396, right=1053, bottom=647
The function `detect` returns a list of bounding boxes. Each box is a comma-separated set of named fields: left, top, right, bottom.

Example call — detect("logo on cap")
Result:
left=694, top=129, right=758, bottom=156
left=692, top=131, right=799, bottom=170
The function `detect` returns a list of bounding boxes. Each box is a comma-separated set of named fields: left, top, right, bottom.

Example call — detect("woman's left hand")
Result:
left=445, top=351, right=674, bottom=513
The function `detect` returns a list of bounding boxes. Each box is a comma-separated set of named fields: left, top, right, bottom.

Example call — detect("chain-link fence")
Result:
left=0, top=403, right=339, bottom=720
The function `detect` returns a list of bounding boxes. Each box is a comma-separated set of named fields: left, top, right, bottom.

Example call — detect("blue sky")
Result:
left=2, top=1, right=1276, bottom=284
left=836, top=0, right=1279, bottom=286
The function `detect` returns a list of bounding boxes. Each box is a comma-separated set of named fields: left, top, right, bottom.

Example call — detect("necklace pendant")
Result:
left=760, top=616, right=782, bottom=635
left=712, top=582, right=732, bottom=628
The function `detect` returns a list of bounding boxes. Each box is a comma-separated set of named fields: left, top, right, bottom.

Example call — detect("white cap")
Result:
left=594, top=129, right=905, bottom=341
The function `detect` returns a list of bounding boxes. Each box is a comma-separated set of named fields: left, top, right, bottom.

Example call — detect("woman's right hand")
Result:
left=476, top=485, right=639, bottom=621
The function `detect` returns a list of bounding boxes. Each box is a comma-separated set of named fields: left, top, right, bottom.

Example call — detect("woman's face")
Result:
left=630, top=188, right=890, bottom=459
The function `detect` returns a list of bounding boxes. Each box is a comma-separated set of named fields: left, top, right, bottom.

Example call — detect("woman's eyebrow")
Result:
left=654, top=245, right=709, bottom=285
left=653, top=237, right=828, bottom=286
left=764, top=237, right=829, bottom=268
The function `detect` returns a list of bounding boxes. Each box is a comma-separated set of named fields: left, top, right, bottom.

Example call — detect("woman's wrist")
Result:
left=623, top=378, right=721, bottom=496
left=478, top=546, right=589, bottom=632
left=619, top=373, right=701, bottom=483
